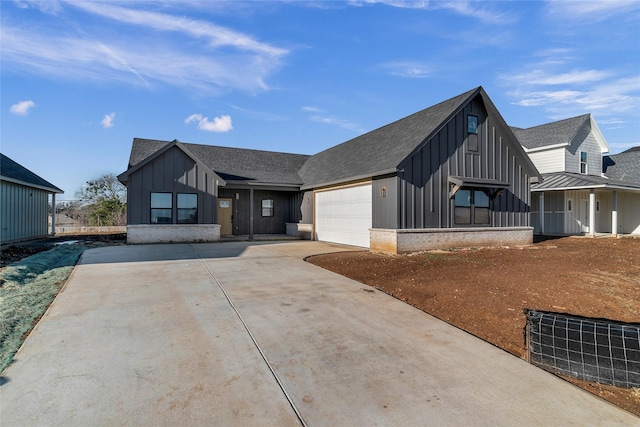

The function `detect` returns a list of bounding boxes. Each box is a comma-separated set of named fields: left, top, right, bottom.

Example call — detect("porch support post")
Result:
left=50, top=193, right=57, bottom=236
left=249, top=188, right=254, bottom=240
left=611, top=191, right=618, bottom=236
left=589, top=189, right=596, bottom=237
left=539, top=192, right=544, bottom=235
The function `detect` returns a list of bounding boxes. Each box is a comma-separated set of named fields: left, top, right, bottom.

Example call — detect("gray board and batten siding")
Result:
left=1, top=153, right=64, bottom=244
left=218, top=188, right=304, bottom=235
left=123, top=145, right=221, bottom=226
left=372, top=93, right=534, bottom=230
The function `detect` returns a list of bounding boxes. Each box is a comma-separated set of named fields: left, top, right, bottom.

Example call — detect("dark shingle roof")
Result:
left=511, top=114, right=591, bottom=150
left=298, top=87, right=480, bottom=188
left=532, top=172, right=640, bottom=192
left=0, top=153, right=63, bottom=193
left=123, top=87, right=539, bottom=190
left=603, top=148, right=640, bottom=184
left=128, top=138, right=310, bottom=185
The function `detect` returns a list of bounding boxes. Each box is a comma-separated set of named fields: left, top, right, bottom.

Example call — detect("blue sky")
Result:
left=2, top=1, right=639, bottom=198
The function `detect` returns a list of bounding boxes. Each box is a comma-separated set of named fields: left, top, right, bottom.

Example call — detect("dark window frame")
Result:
left=177, top=193, right=198, bottom=224
left=580, top=151, right=588, bottom=174
left=150, top=192, right=173, bottom=224
left=261, top=199, right=274, bottom=217
left=454, top=188, right=491, bottom=226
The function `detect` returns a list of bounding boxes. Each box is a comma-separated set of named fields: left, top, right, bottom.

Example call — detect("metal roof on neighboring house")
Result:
left=603, top=148, right=640, bottom=184
left=126, top=138, right=310, bottom=186
left=532, top=172, right=640, bottom=192
left=511, top=114, right=591, bottom=150
left=0, top=153, right=63, bottom=193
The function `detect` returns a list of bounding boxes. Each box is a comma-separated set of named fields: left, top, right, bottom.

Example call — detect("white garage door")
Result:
left=315, top=183, right=372, bottom=248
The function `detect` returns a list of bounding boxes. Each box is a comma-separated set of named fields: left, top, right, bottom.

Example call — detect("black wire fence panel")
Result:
left=524, top=309, right=640, bottom=388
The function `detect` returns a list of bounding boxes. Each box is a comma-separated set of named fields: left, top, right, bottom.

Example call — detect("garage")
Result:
left=315, top=183, right=372, bottom=248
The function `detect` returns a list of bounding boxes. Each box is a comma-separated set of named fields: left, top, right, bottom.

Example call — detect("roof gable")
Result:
left=117, top=140, right=225, bottom=186
left=0, top=153, right=63, bottom=193
left=298, top=87, right=480, bottom=189
left=512, top=114, right=600, bottom=153
left=120, top=138, right=310, bottom=186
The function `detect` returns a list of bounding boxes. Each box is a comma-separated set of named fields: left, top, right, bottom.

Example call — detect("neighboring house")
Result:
left=119, top=87, right=541, bottom=252
left=512, top=116, right=640, bottom=236
left=603, top=147, right=640, bottom=234
left=1, top=153, right=64, bottom=244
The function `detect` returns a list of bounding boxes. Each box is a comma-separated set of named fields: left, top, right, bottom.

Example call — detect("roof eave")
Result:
left=523, top=142, right=569, bottom=153
left=0, top=176, right=64, bottom=194
left=301, top=168, right=397, bottom=190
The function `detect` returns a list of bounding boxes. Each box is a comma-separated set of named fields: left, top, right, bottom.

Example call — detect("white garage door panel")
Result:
left=315, top=184, right=372, bottom=248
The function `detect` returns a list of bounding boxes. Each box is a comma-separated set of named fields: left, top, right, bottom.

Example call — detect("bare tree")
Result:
left=75, top=173, right=127, bottom=226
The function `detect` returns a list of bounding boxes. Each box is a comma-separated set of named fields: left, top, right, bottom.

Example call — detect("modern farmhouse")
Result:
left=119, top=87, right=543, bottom=252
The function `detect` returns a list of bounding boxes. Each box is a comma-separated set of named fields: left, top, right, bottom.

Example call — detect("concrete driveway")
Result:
left=1, top=241, right=637, bottom=426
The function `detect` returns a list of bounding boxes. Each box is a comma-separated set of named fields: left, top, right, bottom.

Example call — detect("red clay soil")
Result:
left=307, top=236, right=640, bottom=416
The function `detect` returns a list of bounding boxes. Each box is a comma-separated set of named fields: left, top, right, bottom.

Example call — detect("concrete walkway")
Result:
left=1, top=241, right=637, bottom=426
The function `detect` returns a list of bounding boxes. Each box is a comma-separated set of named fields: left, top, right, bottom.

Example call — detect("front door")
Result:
left=217, top=198, right=233, bottom=235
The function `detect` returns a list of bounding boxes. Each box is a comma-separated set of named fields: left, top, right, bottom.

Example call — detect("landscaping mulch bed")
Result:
left=307, top=236, right=640, bottom=416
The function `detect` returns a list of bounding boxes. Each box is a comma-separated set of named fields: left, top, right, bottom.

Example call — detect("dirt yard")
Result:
left=308, top=236, right=640, bottom=416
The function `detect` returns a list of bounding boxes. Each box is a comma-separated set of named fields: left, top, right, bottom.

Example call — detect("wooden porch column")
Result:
left=589, top=189, right=596, bottom=237
left=539, top=192, right=544, bottom=235
left=611, top=191, right=618, bottom=236
left=249, top=188, right=254, bottom=240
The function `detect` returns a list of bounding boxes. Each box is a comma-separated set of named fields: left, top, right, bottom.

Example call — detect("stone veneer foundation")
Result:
left=370, top=227, right=533, bottom=254
left=127, top=224, right=221, bottom=244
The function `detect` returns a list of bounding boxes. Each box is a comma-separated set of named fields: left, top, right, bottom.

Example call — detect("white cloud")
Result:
left=9, top=100, right=35, bottom=115
left=69, top=1, right=286, bottom=57
left=185, top=114, right=233, bottom=133
left=377, top=61, right=433, bottom=78
left=0, top=2, right=288, bottom=94
left=301, top=106, right=321, bottom=112
left=356, top=0, right=518, bottom=24
left=500, top=69, right=610, bottom=86
left=101, top=112, right=115, bottom=128
left=310, top=115, right=364, bottom=133
left=545, top=0, right=640, bottom=21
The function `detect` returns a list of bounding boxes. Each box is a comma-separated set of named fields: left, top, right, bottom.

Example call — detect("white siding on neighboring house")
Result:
left=564, top=190, right=591, bottom=234
left=565, top=125, right=603, bottom=176
left=315, top=183, right=372, bottom=248
left=528, top=147, right=565, bottom=174
left=619, top=192, right=640, bottom=234
left=595, top=192, right=612, bottom=233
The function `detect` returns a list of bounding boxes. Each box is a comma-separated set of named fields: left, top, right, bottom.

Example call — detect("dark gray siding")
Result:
left=372, top=175, right=399, bottom=228
left=289, top=190, right=314, bottom=224
left=219, top=188, right=296, bottom=234
left=127, top=146, right=218, bottom=225
left=397, top=95, right=531, bottom=229
left=1, top=181, right=50, bottom=243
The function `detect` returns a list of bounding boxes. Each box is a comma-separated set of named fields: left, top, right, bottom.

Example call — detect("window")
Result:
left=580, top=151, right=588, bottom=174
left=454, top=188, right=491, bottom=225
left=262, top=199, right=274, bottom=217
left=467, top=115, right=478, bottom=134
left=177, top=193, right=198, bottom=224
left=567, top=199, right=572, bottom=211
left=151, top=193, right=172, bottom=224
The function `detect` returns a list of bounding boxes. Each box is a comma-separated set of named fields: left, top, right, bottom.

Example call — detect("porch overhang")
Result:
left=448, top=176, right=510, bottom=198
